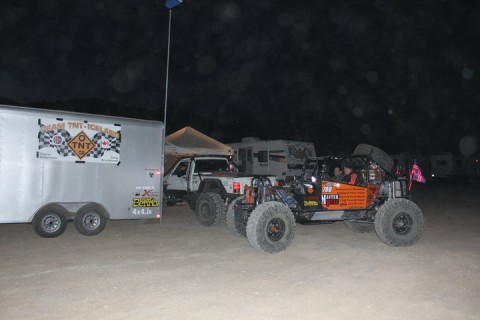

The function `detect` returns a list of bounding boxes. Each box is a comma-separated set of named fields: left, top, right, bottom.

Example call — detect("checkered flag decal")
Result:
left=88, top=131, right=121, bottom=158
left=38, top=129, right=74, bottom=157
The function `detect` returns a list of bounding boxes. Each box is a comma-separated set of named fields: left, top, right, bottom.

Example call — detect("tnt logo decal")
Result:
left=67, top=131, right=95, bottom=159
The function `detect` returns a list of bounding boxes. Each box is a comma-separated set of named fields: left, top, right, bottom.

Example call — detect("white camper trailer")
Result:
left=430, top=153, right=476, bottom=179
left=229, top=137, right=316, bottom=182
left=0, top=104, right=164, bottom=237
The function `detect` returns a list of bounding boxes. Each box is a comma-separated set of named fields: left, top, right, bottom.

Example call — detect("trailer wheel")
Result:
left=33, top=204, right=68, bottom=238
left=227, top=196, right=247, bottom=237
left=374, top=198, right=424, bottom=246
left=74, top=204, right=107, bottom=236
left=246, top=201, right=295, bottom=253
left=196, top=192, right=224, bottom=226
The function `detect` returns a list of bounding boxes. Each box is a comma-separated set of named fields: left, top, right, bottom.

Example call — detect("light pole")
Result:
left=162, top=0, right=183, bottom=165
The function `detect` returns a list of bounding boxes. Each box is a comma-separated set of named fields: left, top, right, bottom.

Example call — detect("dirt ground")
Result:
left=1, top=183, right=479, bottom=320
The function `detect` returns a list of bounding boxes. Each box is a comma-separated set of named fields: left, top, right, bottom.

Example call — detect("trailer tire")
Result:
left=353, top=144, right=394, bottom=172
left=74, top=204, right=107, bottom=236
left=246, top=201, right=295, bottom=253
left=196, top=192, right=224, bottom=226
left=33, top=204, right=68, bottom=238
left=374, top=198, right=424, bottom=246
left=227, top=196, right=247, bottom=237
left=343, top=220, right=375, bottom=233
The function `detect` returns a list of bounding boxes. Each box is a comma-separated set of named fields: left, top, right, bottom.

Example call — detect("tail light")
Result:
left=244, top=185, right=255, bottom=204
left=233, top=182, right=241, bottom=193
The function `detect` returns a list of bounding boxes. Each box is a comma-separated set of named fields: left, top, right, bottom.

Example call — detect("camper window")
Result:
left=258, top=151, right=268, bottom=163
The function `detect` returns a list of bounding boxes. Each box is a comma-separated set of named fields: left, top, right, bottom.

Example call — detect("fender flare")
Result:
left=198, top=178, right=227, bottom=194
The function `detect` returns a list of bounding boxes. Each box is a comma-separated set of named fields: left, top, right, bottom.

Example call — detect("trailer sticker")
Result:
left=133, top=198, right=159, bottom=207
left=37, top=118, right=121, bottom=164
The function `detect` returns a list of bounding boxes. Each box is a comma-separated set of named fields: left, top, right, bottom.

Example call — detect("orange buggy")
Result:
left=227, top=144, right=424, bottom=253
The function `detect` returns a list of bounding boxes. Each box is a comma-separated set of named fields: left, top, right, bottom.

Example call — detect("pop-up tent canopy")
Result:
left=164, top=126, right=233, bottom=171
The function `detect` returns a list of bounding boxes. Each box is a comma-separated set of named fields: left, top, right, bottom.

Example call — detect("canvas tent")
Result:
left=164, top=126, right=233, bottom=171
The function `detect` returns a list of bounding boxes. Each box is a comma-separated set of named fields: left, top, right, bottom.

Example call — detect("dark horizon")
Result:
left=1, top=1, right=479, bottom=156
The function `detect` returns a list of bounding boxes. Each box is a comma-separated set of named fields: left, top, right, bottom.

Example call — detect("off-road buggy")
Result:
left=227, top=144, right=424, bottom=253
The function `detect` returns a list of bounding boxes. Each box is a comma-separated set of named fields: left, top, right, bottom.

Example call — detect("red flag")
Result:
left=409, top=159, right=426, bottom=190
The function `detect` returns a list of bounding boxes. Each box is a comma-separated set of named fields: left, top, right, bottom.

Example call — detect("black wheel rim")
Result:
left=199, top=203, right=212, bottom=221
left=392, top=212, right=413, bottom=235
left=266, top=218, right=286, bottom=242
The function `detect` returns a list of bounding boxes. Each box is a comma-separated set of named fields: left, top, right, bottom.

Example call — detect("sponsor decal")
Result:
left=37, top=118, right=121, bottom=163
left=304, top=200, right=319, bottom=206
left=321, top=194, right=340, bottom=206
left=133, top=198, right=159, bottom=207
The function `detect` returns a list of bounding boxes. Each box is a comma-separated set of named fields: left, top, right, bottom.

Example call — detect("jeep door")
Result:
left=165, top=160, right=190, bottom=192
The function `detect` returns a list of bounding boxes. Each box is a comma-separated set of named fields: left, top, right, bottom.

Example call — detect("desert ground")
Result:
left=1, top=182, right=479, bottom=320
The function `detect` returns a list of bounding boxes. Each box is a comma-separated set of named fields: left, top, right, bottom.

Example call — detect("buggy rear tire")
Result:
left=74, top=204, right=107, bottom=236
left=196, top=192, right=225, bottom=226
left=343, top=220, right=375, bottom=233
left=374, top=198, right=424, bottom=246
left=353, top=144, right=394, bottom=172
left=246, top=201, right=295, bottom=253
left=33, top=204, right=68, bottom=238
left=227, top=196, right=247, bottom=237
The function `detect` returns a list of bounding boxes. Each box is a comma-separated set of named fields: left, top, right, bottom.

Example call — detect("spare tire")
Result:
left=353, top=144, right=393, bottom=172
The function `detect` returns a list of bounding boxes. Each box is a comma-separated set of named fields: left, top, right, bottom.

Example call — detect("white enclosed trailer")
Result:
left=0, top=104, right=164, bottom=237
left=229, top=137, right=316, bottom=183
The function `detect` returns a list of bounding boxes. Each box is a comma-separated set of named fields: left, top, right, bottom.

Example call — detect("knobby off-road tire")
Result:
left=353, top=144, right=394, bottom=172
left=227, top=195, right=247, bottom=237
left=374, top=198, right=424, bottom=246
left=246, top=201, right=296, bottom=254
left=33, top=204, right=68, bottom=238
left=74, top=204, right=107, bottom=236
left=196, top=192, right=225, bottom=226
left=343, top=220, right=375, bottom=233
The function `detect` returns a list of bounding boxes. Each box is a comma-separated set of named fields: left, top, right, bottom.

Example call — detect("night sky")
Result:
left=0, top=0, right=479, bottom=156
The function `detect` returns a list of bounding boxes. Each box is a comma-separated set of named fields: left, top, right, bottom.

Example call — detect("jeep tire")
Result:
left=227, top=195, right=247, bottom=237
left=246, top=201, right=296, bottom=253
left=374, top=198, right=424, bottom=246
left=196, top=192, right=225, bottom=226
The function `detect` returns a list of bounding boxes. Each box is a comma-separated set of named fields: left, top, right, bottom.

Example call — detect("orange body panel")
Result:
left=303, top=181, right=381, bottom=210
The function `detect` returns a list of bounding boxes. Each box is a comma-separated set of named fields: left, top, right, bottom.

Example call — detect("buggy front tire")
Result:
left=74, top=204, right=107, bottom=236
left=246, top=202, right=295, bottom=253
left=374, top=198, right=424, bottom=246
left=33, top=204, right=68, bottom=238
